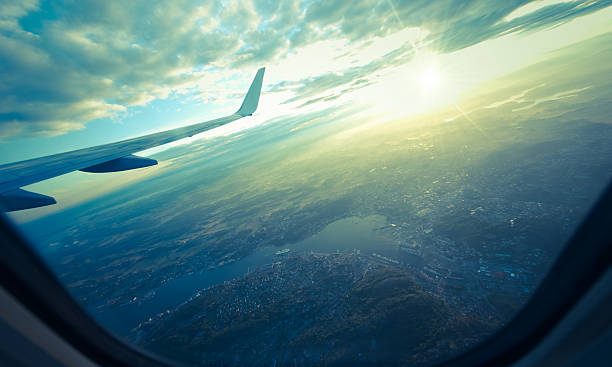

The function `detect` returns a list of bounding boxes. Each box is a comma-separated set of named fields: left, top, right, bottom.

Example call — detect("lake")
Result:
left=94, top=214, right=399, bottom=338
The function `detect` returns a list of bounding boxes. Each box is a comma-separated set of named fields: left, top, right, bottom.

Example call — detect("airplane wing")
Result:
left=0, top=67, right=265, bottom=212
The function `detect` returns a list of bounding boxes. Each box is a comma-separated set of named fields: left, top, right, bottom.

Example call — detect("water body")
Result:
left=94, top=215, right=399, bottom=338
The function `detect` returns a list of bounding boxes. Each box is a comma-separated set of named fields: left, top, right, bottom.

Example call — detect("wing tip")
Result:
left=236, top=67, right=265, bottom=117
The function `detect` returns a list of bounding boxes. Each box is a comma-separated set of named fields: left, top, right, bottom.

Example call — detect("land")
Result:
left=137, top=252, right=497, bottom=367
left=29, top=115, right=612, bottom=322
left=18, top=36, right=612, bottom=366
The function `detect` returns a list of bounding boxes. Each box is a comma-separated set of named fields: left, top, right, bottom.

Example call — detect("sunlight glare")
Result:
left=418, top=67, right=443, bottom=92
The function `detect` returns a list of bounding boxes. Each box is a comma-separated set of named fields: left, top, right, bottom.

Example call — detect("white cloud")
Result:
left=503, top=0, right=574, bottom=22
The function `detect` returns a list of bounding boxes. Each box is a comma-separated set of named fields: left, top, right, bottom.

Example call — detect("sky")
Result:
left=1, top=0, right=612, bottom=219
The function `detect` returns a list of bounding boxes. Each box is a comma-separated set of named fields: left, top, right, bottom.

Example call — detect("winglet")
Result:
left=236, top=67, right=265, bottom=116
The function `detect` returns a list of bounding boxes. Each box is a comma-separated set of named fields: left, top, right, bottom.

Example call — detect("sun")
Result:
left=418, top=67, right=443, bottom=92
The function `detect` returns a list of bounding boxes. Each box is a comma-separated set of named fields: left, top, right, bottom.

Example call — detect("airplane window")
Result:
left=2, top=1, right=612, bottom=366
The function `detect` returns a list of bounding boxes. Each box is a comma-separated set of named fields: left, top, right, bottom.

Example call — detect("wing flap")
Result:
left=0, top=188, right=56, bottom=212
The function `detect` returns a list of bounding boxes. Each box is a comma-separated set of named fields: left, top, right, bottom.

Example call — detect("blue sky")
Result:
left=1, top=1, right=611, bottom=162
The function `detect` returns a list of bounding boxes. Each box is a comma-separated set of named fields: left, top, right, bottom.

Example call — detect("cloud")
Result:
left=0, top=0, right=610, bottom=138
left=0, top=0, right=39, bottom=35
left=271, top=36, right=415, bottom=105
left=445, top=31, right=612, bottom=125
left=272, top=0, right=611, bottom=103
